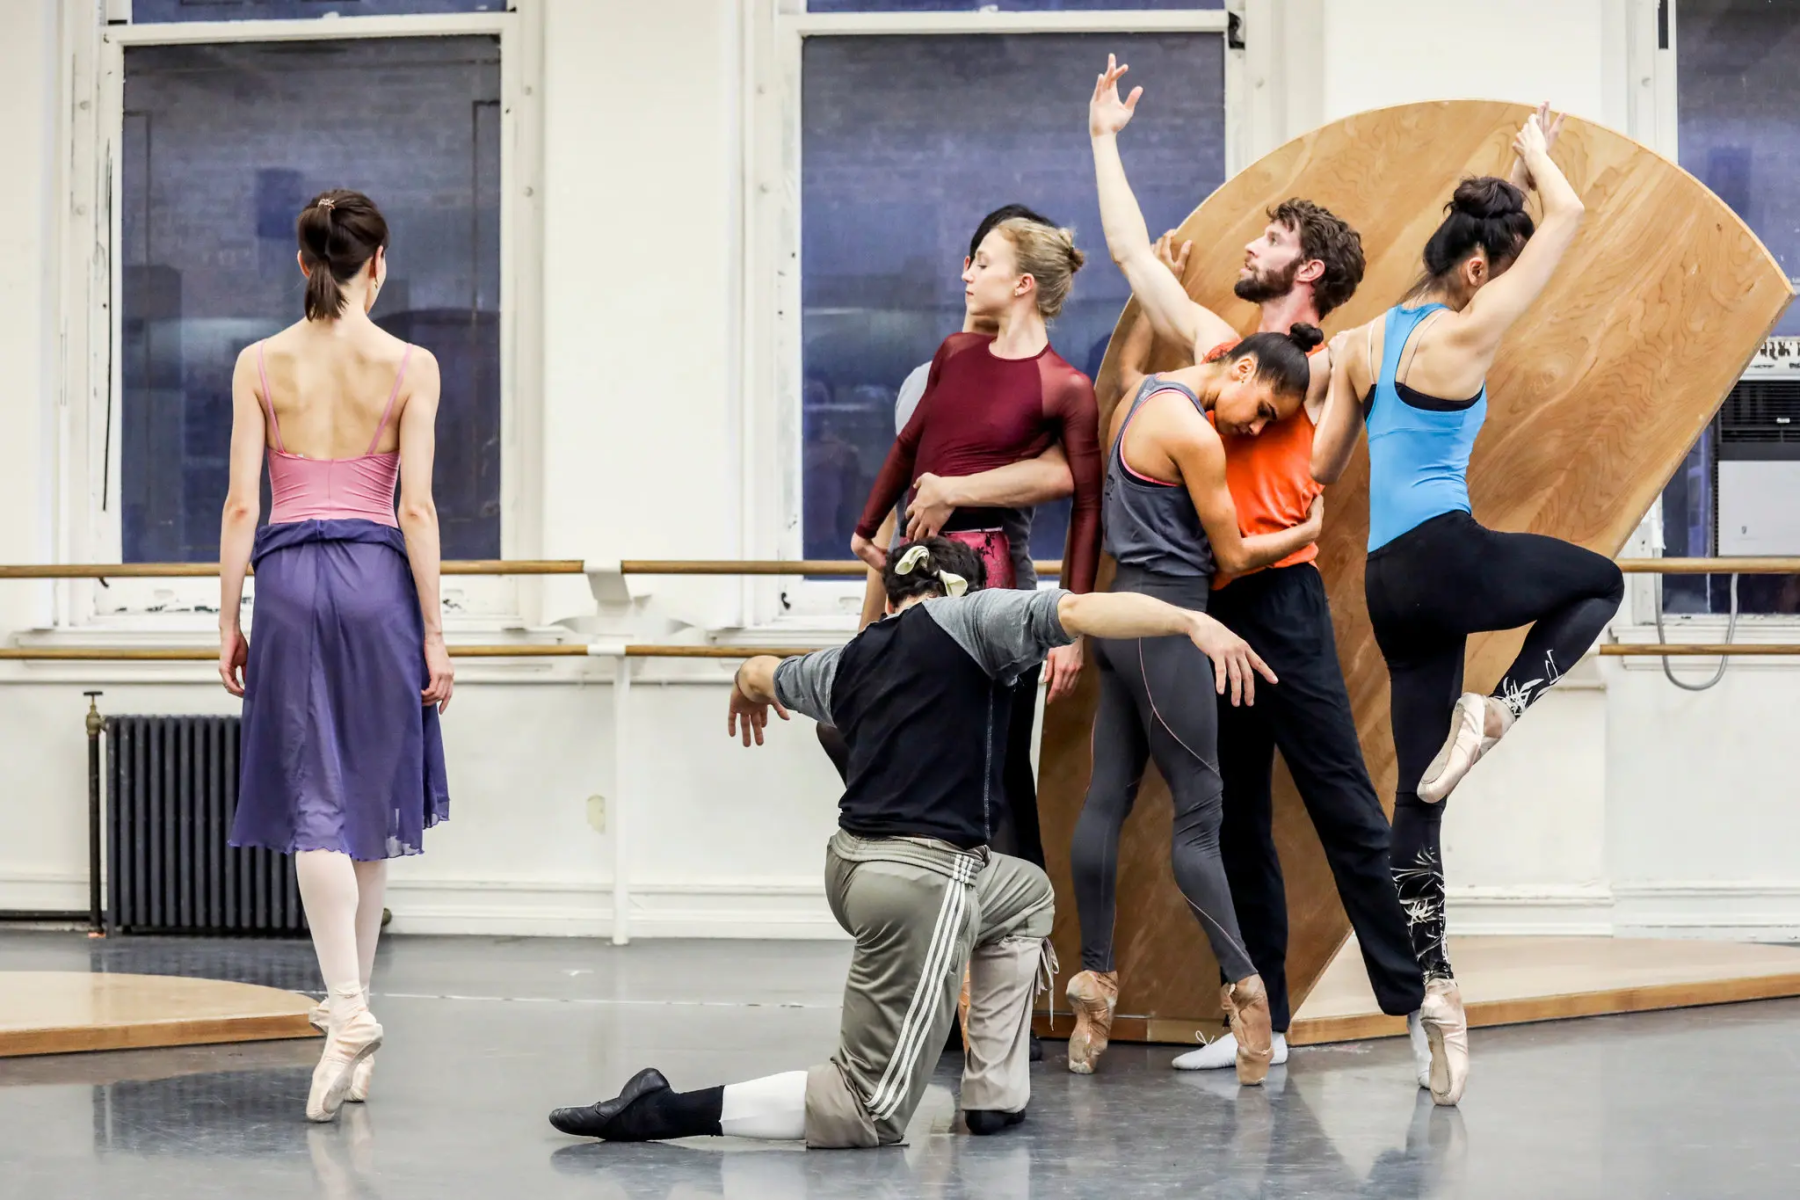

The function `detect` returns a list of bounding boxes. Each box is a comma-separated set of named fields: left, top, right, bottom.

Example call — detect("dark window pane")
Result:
left=120, top=37, right=502, bottom=564
left=801, top=32, right=1224, bottom=563
left=132, top=0, right=502, bottom=20
left=808, top=2, right=1220, bottom=10
left=1662, top=1, right=1800, bottom=611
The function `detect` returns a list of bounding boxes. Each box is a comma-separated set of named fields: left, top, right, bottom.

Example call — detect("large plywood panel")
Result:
left=0, top=972, right=317, bottom=1058
left=1037, top=101, right=1793, bottom=1037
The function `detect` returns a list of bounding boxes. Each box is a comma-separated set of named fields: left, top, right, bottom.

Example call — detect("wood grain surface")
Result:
left=1036, top=100, right=1794, bottom=1038
left=0, top=972, right=318, bottom=1058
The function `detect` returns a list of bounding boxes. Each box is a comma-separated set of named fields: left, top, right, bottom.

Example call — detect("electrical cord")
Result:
left=1651, top=571, right=1739, bottom=691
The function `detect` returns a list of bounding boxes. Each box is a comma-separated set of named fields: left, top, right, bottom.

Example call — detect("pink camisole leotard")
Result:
left=258, top=341, right=412, bottom=527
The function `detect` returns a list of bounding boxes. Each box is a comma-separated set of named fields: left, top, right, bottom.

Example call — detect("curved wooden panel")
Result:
left=1037, top=100, right=1793, bottom=1040
left=0, top=972, right=317, bottom=1057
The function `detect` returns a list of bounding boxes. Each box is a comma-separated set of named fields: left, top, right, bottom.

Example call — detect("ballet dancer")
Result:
left=547, top=537, right=1272, bottom=1147
left=1313, top=106, right=1621, bottom=1106
left=819, top=205, right=1077, bottom=814
left=219, top=190, right=451, bottom=1122
left=1072, top=55, right=1428, bottom=1083
left=845, top=213, right=1101, bottom=870
left=1059, top=260, right=1325, bottom=1082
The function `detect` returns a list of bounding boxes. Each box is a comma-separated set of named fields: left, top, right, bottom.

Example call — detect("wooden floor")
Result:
left=1041, top=936, right=1800, bottom=1046
left=0, top=972, right=318, bottom=1058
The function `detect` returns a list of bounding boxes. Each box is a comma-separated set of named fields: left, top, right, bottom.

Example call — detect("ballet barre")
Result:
left=0, top=559, right=1067, bottom=579
left=0, top=644, right=818, bottom=662
left=2, top=555, right=1799, bottom=581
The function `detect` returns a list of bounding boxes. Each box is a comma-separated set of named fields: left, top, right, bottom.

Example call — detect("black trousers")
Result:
left=1210, top=563, right=1425, bottom=1031
left=1365, top=510, right=1623, bottom=981
left=814, top=664, right=1044, bottom=868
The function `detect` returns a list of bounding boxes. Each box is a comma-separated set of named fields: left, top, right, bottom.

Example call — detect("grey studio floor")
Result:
left=3, top=932, right=1798, bottom=1200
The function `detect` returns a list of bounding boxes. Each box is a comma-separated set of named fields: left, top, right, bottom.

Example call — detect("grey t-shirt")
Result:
left=775, top=587, right=1073, bottom=721
left=894, top=362, right=1039, bottom=590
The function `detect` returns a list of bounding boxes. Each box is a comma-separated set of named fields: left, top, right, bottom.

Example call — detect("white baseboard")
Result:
left=10, top=871, right=1800, bottom=944
left=1610, top=882, right=1800, bottom=942
left=0, top=870, right=85, bottom=913
left=381, top=876, right=846, bottom=940
left=1445, top=884, right=1617, bottom=936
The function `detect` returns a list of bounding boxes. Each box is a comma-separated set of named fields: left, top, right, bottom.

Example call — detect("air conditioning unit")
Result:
left=1716, top=335, right=1800, bottom=555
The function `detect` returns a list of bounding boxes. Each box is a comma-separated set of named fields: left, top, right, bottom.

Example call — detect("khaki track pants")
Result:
left=804, top=830, right=1054, bottom=1149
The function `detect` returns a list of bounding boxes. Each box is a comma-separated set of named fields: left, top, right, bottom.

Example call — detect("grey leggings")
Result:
left=1069, top=566, right=1255, bottom=981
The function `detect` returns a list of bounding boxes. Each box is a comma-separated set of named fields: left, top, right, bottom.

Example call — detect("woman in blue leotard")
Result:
left=1311, top=107, right=1623, bottom=1108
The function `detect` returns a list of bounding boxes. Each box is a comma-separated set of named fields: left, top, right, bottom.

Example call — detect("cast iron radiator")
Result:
left=105, top=715, right=305, bottom=935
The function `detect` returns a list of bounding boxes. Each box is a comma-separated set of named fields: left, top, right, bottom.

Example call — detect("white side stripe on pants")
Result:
left=867, top=855, right=975, bottom=1120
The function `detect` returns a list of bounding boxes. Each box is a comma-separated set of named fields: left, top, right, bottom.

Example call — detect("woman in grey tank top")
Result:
left=1064, top=327, right=1324, bottom=1085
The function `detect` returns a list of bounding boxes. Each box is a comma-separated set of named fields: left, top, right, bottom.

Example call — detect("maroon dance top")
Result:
left=855, top=332, right=1102, bottom=593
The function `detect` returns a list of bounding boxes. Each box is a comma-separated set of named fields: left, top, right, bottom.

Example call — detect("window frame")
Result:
left=55, top=3, right=543, bottom=634
left=1632, top=0, right=1800, bottom=635
left=738, top=2, right=1244, bottom=632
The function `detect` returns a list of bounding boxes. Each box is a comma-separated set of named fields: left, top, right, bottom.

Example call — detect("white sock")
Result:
left=719, top=1071, right=808, bottom=1140
left=1171, top=1031, right=1287, bottom=1070
left=1407, top=1010, right=1431, bottom=1088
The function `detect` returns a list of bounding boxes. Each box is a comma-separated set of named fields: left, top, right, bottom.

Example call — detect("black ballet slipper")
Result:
left=964, top=1107, right=1027, bottom=1136
left=548, top=1068, right=672, bottom=1139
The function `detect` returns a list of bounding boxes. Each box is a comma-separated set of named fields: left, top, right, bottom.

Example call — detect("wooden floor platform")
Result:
left=0, top=972, right=319, bottom=1058
left=1038, top=936, right=1800, bottom=1047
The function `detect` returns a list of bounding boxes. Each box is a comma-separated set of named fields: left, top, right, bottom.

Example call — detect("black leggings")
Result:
left=1364, top=511, right=1623, bottom=980
left=1070, top=567, right=1255, bottom=981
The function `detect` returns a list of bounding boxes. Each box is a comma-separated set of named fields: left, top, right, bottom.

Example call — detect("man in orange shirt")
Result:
left=1079, top=56, right=1429, bottom=1085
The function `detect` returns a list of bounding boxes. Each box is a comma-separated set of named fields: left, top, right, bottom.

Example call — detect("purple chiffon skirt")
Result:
left=229, top=519, right=450, bottom=861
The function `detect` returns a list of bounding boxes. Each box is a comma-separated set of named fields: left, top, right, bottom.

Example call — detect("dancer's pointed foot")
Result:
left=1065, top=969, right=1119, bottom=1075
left=1419, top=980, right=1469, bottom=1106
left=1419, top=693, right=1513, bottom=803
left=1222, top=976, right=1273, bottom=1086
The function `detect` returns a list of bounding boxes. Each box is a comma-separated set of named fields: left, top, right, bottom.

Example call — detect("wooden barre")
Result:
left=0, top=644, right=819, bottom=662
left=1615, top=558, right=1800, bottom=575
left=1600, top=644, right=1800, bottom=657
left=0, top=560, right=588, bottom=580
left=0, top=560, right=1064, bottom=579
left=1, top=557, right=1796, bottom=581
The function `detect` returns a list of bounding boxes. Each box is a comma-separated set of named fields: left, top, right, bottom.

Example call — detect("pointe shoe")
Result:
left=1065, top=969, right=1119, bottom=1075
left=348, top=1054, right=375, bottom=1104
left=1419, top=979, right=1470, bottom=1106
left=311, top=994, right=376, bottom=1103
left=1419, top=694, right=1513, bottom=804
left=1221, top=976, right=1274, bottom=1086
left=1407, top=1009, right=1432, bottom=1089
left=307, top=1007, right=383, bottom=1123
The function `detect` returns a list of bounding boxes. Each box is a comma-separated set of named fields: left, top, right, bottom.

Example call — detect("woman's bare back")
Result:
left=256, top=320, right=415, bottom=459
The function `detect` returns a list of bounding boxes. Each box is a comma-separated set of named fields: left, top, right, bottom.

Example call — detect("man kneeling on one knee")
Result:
left=548, top=536, right=1273, bottom=1147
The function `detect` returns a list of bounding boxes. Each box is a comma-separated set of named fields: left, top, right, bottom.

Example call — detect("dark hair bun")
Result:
left=1450, top=176, right=1527, bottom=220
left=1286, top=322, right=1325, bottom=354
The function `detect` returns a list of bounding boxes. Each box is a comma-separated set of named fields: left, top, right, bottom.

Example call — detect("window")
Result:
left=116, top=36, right=503, bottom=569
left=1660, top=0, right=1800, bottom=614
left=807, top=1, right=1221, bottom=10
left=797, top=29, right=1226, bottom=565
left=128, top=0, right=502, bottom=20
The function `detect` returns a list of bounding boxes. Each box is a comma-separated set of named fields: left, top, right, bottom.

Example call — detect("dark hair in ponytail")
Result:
left=1218, top=322, right=1324, bottom=401
left=296, top=189, right=389, bottom=321
left=1413, top=176, right=1534, bottom=296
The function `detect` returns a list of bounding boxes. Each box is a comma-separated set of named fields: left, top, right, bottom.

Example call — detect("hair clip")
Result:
left=316, top=198, right=336, bottom=212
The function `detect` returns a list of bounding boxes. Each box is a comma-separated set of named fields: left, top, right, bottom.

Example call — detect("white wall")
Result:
left=1, top=0, right=1794, bottom=943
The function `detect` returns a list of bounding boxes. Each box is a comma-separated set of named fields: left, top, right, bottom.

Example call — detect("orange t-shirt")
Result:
left=1203, top=340, right=1324, bottom=590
